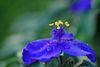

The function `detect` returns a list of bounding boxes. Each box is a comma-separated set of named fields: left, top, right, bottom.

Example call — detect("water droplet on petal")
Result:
left=47, top=47, right=51, bottom=51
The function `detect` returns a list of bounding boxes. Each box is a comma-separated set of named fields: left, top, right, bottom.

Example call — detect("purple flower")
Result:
left=70, top=0, right=92, bottom=12
left=22, top=21, right=96, bottom=64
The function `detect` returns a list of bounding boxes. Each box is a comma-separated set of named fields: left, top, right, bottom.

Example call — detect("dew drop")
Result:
left=47, top=47, right=51, bottom=51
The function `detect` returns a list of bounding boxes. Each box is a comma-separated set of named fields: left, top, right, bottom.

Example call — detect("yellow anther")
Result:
left=58, top=20, right=63, bottom=25
left=65, top=21, right=70, bottom=27
left=55, top=21, right=61, bottom=29
left=49, top=20, right=70, bottom=29
left=49, top=23, right=54, bottom=26
left=55, top=21, right=59, bottom=26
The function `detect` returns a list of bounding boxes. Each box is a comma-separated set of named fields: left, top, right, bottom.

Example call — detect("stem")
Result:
left=59, top=56, right=63, bottom=67
left=44, top=62, right=48, bottom=67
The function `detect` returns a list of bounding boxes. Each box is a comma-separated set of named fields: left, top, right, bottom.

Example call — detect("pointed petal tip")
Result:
left=73, top=39, right=96, bottom=63
left=87, top=53, right=96, bottom=63
left=61, top=39, right=96, bottom=63
left=61, top=41, right=91, bottom=56
left=22, top=49, right=36, bottom=65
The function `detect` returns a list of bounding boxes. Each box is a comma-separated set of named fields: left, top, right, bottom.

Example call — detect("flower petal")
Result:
left=25, top=39, right=50, bottom=53
left=73, top=40, right=96, bottom=62
left=61, top=40, right=96, bottom=62
left=22, top=38, right=61, bottom=64
left=61, top=32, right=74, bottom=41
left=61, top=41, right=91, bottom=56
left=39, top=43, right=61, bottom=60
left=22, top=49, right=36, bottom=64
left=51, top=27, right=65, bottom=39
left=30, top=39, right=61, bottom=61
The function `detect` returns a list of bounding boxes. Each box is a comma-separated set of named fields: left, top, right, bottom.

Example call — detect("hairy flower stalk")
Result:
left=22, top=20, right=96, bottom=65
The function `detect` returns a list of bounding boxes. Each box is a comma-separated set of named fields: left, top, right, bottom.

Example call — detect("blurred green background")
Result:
left=0, top=0, right=100, bottom=67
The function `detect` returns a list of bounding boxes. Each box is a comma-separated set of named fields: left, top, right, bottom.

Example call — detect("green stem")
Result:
left=58, top=56, right=63, bottom=67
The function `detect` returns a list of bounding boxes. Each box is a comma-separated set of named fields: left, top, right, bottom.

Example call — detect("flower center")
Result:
left=49, top=20, right=70, bottom=29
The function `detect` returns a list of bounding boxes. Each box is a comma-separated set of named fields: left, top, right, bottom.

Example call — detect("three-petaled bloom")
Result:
left=22, top=20, right=96, bottom=65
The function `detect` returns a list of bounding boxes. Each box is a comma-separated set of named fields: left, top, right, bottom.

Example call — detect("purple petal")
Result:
left=51, top=27, right=65, bottom=39
left=39, top=43, right=61, bottom=59
left=25, top=39, right=50, bottom=53
left=61, top=41, right=91, bottom=56
left=22, top=39, right=50, bottom=64
left=40, top=58, right=50, bottom=62
left=30, top=39, right=61, bottom=60
left=22, top=49, right=36, bottom=64
left=22, top=38, right=61, bottom=64
left=37, top=43, right=61, bottom=62
left=61, top=39, right=96, bottom=62
left=61, top=32, right=74, bottom=41
left=73, top=40, right=96, bottom=62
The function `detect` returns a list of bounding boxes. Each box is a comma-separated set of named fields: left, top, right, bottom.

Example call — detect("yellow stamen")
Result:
left=54, top=21, right=60, bottom=29
left=55, top=21, right=59, bottom=26
left=65, top=21, right=70, bottom=27
left=58, top=20, right=63, bottom=25
left=49, top=20, right=70, bottom=29
left=49, top=23, right=54, bottom=26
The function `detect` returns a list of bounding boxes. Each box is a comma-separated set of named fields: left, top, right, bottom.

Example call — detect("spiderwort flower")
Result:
left=70, top=0, right=92, bottom=12
left=22, top=20, right=96, bottom=65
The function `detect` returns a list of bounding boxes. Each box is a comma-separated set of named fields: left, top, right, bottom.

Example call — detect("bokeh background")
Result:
left=0, top=0, right=100, bottom=67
